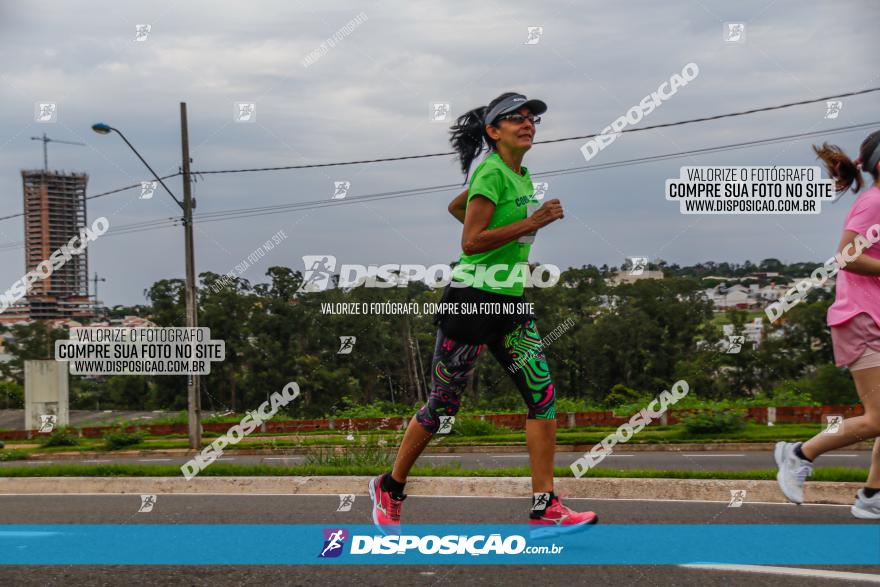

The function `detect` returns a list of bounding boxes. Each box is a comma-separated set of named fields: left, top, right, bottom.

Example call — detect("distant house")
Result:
left=71, top=316, right=159, bottom=332
left=757, top=284, right=783, bottom=301
left=116, top=316, right=158, bottom=329
left=720, top=317, right=785, bottom=349
left=722, top=288, right=753, bottom=309
left=789, top=276, right=836, bottom=294
left=607, top=270, right=664, bottom=286
left=0, top=302, right=30, bottom=325
left=750, top=272, right=780, bottom=279
left=723, top=318, right=764, bottom=344
left=702, top=283, right=759, bottom=310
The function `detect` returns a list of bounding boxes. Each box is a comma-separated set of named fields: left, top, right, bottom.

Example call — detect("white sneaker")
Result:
left=852, top=489, right=880, bottom=519
left=774, top=441, right=813, bottom=504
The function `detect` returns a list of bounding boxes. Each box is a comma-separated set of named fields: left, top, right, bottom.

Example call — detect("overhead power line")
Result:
left=189, top=87, right=880, bottom=175
left=183, top=120, right=880, bottom=225
left=0, top=119, right=874, bottom=245
left=0, top=119, right=875, bottom=243
left=1, top=89, right=877, bottom=225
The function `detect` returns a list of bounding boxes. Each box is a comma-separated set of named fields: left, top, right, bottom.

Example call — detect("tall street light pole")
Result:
left=91, top=103, right=202, bottom=449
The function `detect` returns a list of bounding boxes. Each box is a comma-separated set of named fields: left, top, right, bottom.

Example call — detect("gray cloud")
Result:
left=1, top=0, right=878, bottom=306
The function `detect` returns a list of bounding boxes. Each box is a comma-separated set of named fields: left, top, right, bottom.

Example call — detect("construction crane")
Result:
left=91, top=272, right=108, bottom=317
left=30, top=133, right=85, bottom=171
left=91, top=272, right=107, bottom=303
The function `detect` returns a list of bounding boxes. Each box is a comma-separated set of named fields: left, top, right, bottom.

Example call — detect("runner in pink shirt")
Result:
left=776, top=130, right=880, bottom=518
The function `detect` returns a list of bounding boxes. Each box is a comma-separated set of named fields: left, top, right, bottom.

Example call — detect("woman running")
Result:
left=776, top=130, right=880, bottom=518
left=369, top=91, right=598, bottom=533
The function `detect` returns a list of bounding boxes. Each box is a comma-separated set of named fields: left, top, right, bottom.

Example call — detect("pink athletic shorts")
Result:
left=830, top=313, right=880, bottom=370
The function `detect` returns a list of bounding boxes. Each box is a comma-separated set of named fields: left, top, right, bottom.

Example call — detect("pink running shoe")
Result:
left=529, top=494, right=598, bottom=538
left=368, top=474, right=406, bottom=535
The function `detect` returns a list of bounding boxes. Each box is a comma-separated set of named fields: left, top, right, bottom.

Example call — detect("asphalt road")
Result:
left=2, top=449, right=872, bottom=471
left=0, top=494, right=877, bottom=586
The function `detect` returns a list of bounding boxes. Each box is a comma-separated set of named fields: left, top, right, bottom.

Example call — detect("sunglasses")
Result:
left=497, top=113, right=541, bottom=125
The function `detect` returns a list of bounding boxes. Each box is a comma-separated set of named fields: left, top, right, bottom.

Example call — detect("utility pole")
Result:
left=180, top=102, right=202, bottom=450
left=414, top=335, right=427, bottom=403
left=91, top=114, right=201, bottom=448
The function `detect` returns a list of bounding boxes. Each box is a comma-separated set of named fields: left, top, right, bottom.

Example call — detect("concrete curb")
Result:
left=0, top=476, right=861, bottom=505
left=15, top=440, right=875, bottom=460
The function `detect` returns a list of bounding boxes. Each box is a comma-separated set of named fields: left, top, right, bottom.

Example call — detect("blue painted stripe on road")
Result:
left=0, top=524, right=877, bottom=565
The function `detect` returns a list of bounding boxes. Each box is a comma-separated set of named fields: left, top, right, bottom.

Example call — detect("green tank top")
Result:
left=452, top=152, right=539, bottom=296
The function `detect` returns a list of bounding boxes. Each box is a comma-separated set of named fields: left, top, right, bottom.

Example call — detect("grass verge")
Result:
left=3, top=423, right=823, bottom=451
left=0, top=463, right=866, bottom=482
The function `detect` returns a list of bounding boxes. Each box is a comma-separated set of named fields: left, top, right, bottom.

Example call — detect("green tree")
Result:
left=0, top=322, right=69, bottom=384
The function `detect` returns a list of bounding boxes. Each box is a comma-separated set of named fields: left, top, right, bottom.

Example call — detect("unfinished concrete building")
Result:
left=20, top=170, right=94, bottom=320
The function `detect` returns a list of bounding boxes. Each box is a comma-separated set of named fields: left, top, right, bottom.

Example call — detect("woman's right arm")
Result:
left=461, top=197, right=564, bottom=255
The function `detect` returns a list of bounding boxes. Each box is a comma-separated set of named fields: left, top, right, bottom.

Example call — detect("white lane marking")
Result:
left=556, top=455, right=634, bottom=459
left=822, top=454, right=859, bottom=458
left=137, top=459, right=172, bottom=462
left=484, top=454, right=636, bottom=459
left=681, top=454, right=746, bottom=457
left=80, top=460, right=111, bottom=463
left=580, top=496, right=852, bottom=507
left=0, top=493, right=853, bottom=507
left=422, top=455, right=460, bottom=458
left=679, top=564, right=880, bottom=583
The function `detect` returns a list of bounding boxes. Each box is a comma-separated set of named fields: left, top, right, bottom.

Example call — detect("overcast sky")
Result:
left=0, top=0, right=878, bottom=306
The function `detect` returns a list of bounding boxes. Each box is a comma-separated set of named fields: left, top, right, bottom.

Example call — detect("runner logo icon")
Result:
left=298, top=255, right=337, bottom=293
left=437, top=416, right=454, bottom=434
left=38, top=414, right=57, bottom=433
left=319, top=528, right=348, bottom=558
left=337, top=336, right=356, bottom=354
left=531, top=492, right=550, bottom=511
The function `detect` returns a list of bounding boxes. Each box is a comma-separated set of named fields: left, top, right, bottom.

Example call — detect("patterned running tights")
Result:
left=415, top=318, right=556, bottom=434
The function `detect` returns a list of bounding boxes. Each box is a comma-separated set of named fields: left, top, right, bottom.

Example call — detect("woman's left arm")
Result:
left=448, top=188, right=468, bottom=224
left=837, top=229, right=880, bottom=276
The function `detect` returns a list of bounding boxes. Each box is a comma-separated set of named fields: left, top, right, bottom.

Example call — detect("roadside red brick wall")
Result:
left=0, top=404, right=867, bottom=438
left=773, top=405, right=863, bottom=423
left=574, top=412, right=628, bottom=427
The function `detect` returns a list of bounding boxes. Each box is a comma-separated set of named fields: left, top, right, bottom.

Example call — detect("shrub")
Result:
left=0, top=448, right=28, bottom=461
left=39, top=430, right=80, bottom=447
left=555, top=397, right=598, bottom=413
left=103, top=431, right=145, bottom=450
left=679, top=409, right=746, bottom=434
left=328, top=397, right=414, bottom=419
left=462, top=390, right=528, bottom=415
left=790, top=364, right=857, bottom=406
left=0, top=440, right=4, bottom=449
left=0, top=381, right=23, bottom=409
left=756, top=382, right=819, bottom=407
left=449, top=418, right=500, bottom=437
left=604, top=384, right=646, bottom=408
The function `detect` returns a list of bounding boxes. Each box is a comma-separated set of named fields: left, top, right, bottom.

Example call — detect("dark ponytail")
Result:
left=449, top=92, right=521, bottom=183
left=813, top=130, right=880, bottom=194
